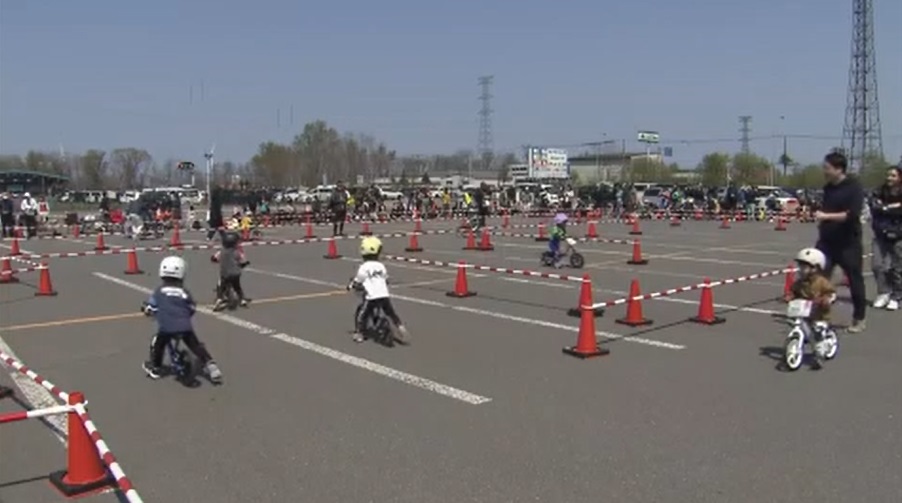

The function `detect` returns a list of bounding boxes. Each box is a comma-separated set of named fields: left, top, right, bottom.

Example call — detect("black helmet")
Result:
left=222, top=231, right=240, bottom=248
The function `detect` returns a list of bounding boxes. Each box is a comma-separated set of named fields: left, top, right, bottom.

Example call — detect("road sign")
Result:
left=637, top=131, right=660, bottom=144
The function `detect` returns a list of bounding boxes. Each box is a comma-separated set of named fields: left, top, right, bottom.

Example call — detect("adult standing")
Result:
left=0, top=193, right=14, bottom=237
left=19, top=192, right=39, bottom=239
left=329, top=182, right=349, bottom=236
left=207, top=185, right=224, bottom=241
left=869, top=164, right=902, bottom=311
left=815, top=151, right=867, bottom=332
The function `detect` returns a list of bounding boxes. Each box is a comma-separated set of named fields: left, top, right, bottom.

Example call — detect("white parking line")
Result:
left=92, top=272, right=492, bottom=405
left=245, top=268, right=686, bottom=351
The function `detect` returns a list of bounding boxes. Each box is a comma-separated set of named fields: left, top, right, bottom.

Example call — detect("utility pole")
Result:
left=843, top=0, right=883, bottom=171
left=477, top=76, right=494, bottom=171
left=738, top=116, right=752, bottom=154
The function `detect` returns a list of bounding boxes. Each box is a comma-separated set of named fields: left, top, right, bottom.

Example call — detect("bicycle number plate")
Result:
left=566, top=237, right=577, bottom=246
left=786, top=299, right=813, bottom=318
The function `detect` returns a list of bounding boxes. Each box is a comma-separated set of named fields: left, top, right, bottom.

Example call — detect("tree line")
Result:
left=623, top=151, right=895, bottom=189
left=0, top=118, right=895, bottom=190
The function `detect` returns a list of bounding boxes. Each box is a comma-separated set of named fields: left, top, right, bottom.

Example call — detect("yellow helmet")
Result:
left=360, top=236, right=382, bottom=256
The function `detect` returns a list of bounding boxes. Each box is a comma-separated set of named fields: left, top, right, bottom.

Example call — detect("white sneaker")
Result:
left=873, top=294, right=890, bottom=309
left=886, top=299, right=899, bottom=311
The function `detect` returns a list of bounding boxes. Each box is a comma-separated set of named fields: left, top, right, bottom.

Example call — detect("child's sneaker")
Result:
left=240, top=298, right=251, bottom=307
left=212, top=299, right=227, bottom=312
left=873, top=294, right=890, bottom=309
left=886, top=299, right=899, bottom=311
left=352, top=332, right=365, bottom=343
left=206, top=361, right=223, bottom=384
left=142, top=361, right=162, bottom=379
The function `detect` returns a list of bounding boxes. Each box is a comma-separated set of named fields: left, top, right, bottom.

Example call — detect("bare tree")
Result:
left=110, top=148, right=153, bottom=188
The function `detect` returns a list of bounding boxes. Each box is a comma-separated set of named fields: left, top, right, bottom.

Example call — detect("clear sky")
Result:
left=1, top=0, right=900, bottom=168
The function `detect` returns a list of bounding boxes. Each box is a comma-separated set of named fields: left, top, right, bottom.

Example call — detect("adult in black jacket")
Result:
left=870, top=165, right=902, bottom=311
left=207, top=186, right=224, bottom=241
left=0, top=193, right=14, bottom=238
left=329, top=182, right=349, bottom=236
left=815, top=152, right=867, bottom=332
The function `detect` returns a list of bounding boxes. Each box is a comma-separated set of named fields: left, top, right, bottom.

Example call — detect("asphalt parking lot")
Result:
left=2, top=216, right=901, bottom=503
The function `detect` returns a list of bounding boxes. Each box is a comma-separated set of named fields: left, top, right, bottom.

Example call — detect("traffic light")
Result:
left=177, top=161, right=195, bottom=171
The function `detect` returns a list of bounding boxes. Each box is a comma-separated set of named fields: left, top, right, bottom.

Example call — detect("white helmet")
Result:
left=795, top=247, right=826, bottom=270
left=159, top=256, right=187, bottom=280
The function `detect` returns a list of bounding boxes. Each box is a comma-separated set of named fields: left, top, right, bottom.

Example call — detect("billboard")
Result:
left=527, top=147, right=570, bottom=179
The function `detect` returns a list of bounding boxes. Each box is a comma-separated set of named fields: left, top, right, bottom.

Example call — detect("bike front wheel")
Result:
left=783, top=333, right=804, bottom=371
left=569, top=252, right=585, bottom=269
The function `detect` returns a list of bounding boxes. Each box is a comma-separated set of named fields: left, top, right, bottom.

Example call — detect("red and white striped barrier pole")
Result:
left=581, top=266, right=795, bottom=311
left=0, top=350, right=71, bottom=403
left=382, top=254, right=588, bottom=283
left=0, top=404, right=74, bottom=424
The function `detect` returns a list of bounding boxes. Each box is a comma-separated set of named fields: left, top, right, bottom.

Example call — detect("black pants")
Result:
left=478, top=208, right=488, bottom=229
left=206, top=227, right=224, bottom=241
left=149, top=331, right=212, bottom=367
left=817, top=240, right=867, bottom=321
left=21, top=214, right=37, bottom=238
left=332, top=210, right=346, bottom=235
left=356, top=298, right=401, bottom=333
left=218, top=275, right=245, bottom=300
left=0, top=213, right=13, bottom=237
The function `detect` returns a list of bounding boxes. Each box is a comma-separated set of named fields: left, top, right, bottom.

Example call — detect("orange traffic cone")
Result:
left=670, top=216, right=681, bottom=227
left=502, top=212, right=510, bottom=228
left=360, top=221, right=372, bottom=236
left=567, top=275, right=604, bottom=317
left=0, top=257, right=18, bottom=284
left=124, top=249, right=143, bottom=275
left=629, top=219, right=642, bottom=235
left=414, top=218, right=422, bottom=233
left=72, top=224, right=80, bottom=238
left=405, top=233, right=423, bottom=252
left=627, top=240, right=648, bottom=265
left=782, top=265, right=796, bottom=301
left=775, top=217, right=787, bottom=231
left=535, top=222, right=549, bottom=242
left=9, top=237, right=21, bottom=256
left=48, top=392, right=115, bottom=497
left=463, top=229, right=477, bottom=250
left=34, top=264, right=57, bottom=296
left=94, top=232, right=108, bottom=251
left=585, top=221, right=598, bottom=238
left=477, top=228, right=494, bottom=251
left=563, top=276, right=610, bottom=359
left=616, top=279, right=652, bottom=326
left=719, top=216, right=731, bottom=229
left=304, top=215, right=316, bottom=239
left=689, top=278, right=725, bottom=325
left=446, top=261, right=476, bottom=298
left=323, top=238, right=341, bottom=259
left=169, top=225, right=183, bottom=247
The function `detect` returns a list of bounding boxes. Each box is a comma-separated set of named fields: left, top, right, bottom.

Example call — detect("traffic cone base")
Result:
left=690, top=314, right=725, bottom=325
left=567, top=306, right=604, bottom=318
left=615, top=317, right=653, bottom=327
left=48, top=392, right=114, bottom=498
left=0, top=258, right=18, bottom=284
left=627, top=258, right=649, bottom=265
left=562, top=344, right=610, bottom=359
left=446, top=290, right=476, bottom=298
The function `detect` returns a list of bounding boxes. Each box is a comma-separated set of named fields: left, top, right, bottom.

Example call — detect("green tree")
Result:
left=859, top=152, right=892, bottom=188
left=251, top=141, right=296, bottom=187
left=732, top=153, right=771, bottom=186
left=110, top=148, right=153, bottom=189
left=698, top=153, right=730, bottom=186
left=786, top=164, right=823, bottom=189
left=78, top=149, right=107, bottom=189
left=0, top=155, right=26, bottom=171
